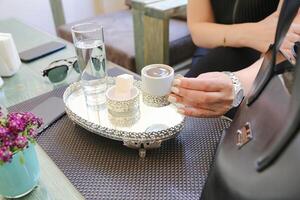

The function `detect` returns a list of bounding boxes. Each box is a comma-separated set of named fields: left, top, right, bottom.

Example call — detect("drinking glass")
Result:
left=71, top=23, right=107, bottom=106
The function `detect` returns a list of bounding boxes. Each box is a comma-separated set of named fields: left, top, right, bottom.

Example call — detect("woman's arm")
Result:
left=235, top=58, right=263, bottom=95
left=172, top=6, right=300, bottom=118
left=188, top=0, right=284, bottom=52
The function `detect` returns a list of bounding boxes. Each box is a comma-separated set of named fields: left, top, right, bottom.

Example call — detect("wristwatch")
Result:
left=223, top=71, right=244, bottom=108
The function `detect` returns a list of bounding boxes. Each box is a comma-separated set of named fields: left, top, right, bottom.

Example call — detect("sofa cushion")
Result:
left=57, top=10, right=195, bottom=72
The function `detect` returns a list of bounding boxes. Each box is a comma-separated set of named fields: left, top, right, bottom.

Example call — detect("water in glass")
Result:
left=75, top=39, right=107, bottom=106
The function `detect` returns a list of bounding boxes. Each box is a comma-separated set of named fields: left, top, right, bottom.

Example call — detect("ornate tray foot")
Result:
left=139, top=148, right=146, bottom=158
left=123, top=140, right=162, bottom=157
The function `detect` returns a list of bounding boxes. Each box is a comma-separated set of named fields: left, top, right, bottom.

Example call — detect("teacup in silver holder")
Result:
left=141, top=64, right=174, bottom=108
left=142, top=91, right=170, bottom=107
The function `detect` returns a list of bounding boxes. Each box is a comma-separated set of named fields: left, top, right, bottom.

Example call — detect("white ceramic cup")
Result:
left=0, top=33, right=21, bottom=77
left=141, top=64, right=174, bottom=107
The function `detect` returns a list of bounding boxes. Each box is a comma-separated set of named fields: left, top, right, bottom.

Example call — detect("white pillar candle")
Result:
left=115, top=74, right=134, bottom=100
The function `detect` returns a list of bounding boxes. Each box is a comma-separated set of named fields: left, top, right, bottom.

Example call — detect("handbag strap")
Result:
left=254, top=0, right=300, bottom=172
left=247, top=0, right=300, bottom=105
left=256, top=52, right=300, bottom=172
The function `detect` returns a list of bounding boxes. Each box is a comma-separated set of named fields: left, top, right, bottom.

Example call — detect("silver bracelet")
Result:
left=223, top=71, right=244, bottom=108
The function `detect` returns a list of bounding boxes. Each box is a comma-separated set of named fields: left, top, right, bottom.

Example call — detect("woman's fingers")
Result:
left=281, top=28, right=300, bottom=63
left=171, top=86, right=228, bottom=104
left=173, top=77, right=222, bottom=92
left=287, top=32, right=300, bottom=44
left=169, top=72, right=234, bottom=117
left=290, top=24, right=300, bottom=35
left=169, top=93, right=232, bottom=114
left=169, top=90, right=232, bottom=109
left=177, top=106, right=220, bottom=118
left=171, top=80, right=233, bottom=104
left=168, top=94, right=216, bottom=111
left=173, top=72, right=232, bottom=92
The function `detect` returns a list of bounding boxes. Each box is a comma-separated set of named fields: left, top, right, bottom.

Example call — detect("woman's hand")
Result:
left=280, top=11, right=300, bottom=63
left=168, top=72, right=234, bottom=117
left=248, top=12, right=279, bottom=53
left=251, top=9, right=300, bottom=56
left=280, top=24, right=300, bottom=63
left=168, top=57, right=264, bottom=118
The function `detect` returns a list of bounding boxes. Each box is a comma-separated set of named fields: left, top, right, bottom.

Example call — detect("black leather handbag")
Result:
left=201, top=0, right=300, bottom=199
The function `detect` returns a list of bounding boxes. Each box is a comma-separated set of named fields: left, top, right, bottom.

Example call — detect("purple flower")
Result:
left=0, top=111, right=42, bottom=164
left=28, top=128, right=38, bottom=138
left=3, top=139, right=14, bottom=147
left=14, top=136, right=28, bottom=149
left=0, top=146, right=12, bottom=163
left=7, top=113, right=27, bottom=133
left=0, top=127, right=9, bottom=138
left=22, top=112, right=43, bottom=128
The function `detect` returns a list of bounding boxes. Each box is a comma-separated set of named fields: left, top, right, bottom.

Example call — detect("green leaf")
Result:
left=12, top=146, right=19, bottom=152
left=0, top=118, right=7, bottom=126
left=23, top=128, right=28, bottom=137
left=19, top=152, right=25, bottom=165
left=28, top=138, right=36, bottom=144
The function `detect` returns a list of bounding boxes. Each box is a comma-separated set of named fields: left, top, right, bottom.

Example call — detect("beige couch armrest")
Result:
left=133, top=0, right=187, bottom=73
left=132, top=0, right=162, bottom=73
left=132, top=0, right=161, bottom=9
left=145, top=0, right=187, bottom=19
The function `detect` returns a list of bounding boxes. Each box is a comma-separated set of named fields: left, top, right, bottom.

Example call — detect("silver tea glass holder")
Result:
left=106, top=85, right=140, bottom=127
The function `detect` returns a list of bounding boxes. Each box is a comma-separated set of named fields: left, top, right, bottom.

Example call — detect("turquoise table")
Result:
left=0, top=18, right=130, bottom=200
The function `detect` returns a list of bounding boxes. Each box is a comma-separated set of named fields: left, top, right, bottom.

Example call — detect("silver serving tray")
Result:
left=63, top=77, right=185, bottom=157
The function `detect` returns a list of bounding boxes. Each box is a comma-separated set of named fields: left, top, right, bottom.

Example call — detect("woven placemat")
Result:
left=9, top=68, right=230, bottom=200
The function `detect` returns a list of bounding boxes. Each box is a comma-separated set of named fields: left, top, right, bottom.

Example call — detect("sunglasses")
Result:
left=43, top=57, right=103, bottom=83
left=42, top=57, right=80, bottom=83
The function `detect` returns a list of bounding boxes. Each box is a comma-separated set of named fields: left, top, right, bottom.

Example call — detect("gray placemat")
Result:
left=9, top=68, right=230, bottom=200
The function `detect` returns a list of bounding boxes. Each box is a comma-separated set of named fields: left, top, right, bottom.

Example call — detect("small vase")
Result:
left=0, top=142, right=40, bottom=198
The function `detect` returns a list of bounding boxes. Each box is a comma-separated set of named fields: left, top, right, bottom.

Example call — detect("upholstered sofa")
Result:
left=57, top=0, right=195, bottom=72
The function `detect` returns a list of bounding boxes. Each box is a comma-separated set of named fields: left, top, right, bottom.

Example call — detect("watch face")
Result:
left=233, top=89, right=244, bottom=107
